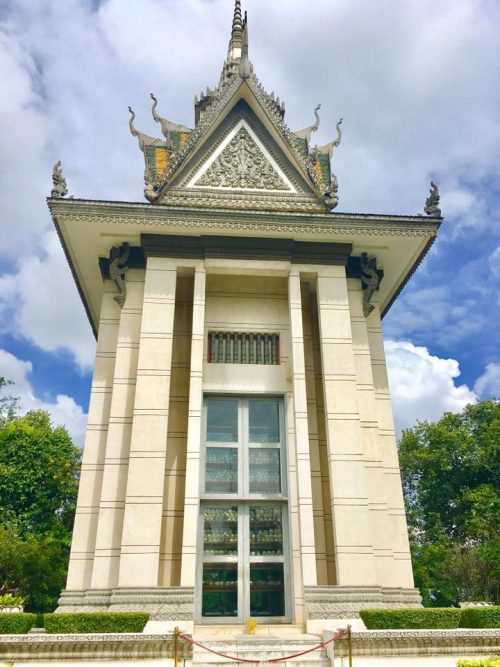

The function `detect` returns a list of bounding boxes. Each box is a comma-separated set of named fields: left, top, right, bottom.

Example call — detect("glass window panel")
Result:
left=249, top=505, right=283, bottom=556
left=250, top=563, right=285, bottom=617
left=202, top=563, right=238, bottom=617
left=203, top=506, right=238, bottom=556
left=205, top=447, right=238, bottom=494
left=206, top=399, right=238, bottom=442
left=249, top=449, right=281, bottom=494
left=249, top=400, right=280, bottom=442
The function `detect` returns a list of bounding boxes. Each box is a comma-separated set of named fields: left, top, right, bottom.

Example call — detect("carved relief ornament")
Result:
left=194, top=126, right=290, bottom=191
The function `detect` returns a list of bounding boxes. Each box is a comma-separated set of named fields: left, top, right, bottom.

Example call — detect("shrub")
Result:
left=0, top=613, right=36, bottom=634
left=360, top=608, right=461, bottom=629
left=457, top=658, right=500, bottom=667
left=459, top=607, right=500, bottom=629
left=43, top=612, right=149, bottom=634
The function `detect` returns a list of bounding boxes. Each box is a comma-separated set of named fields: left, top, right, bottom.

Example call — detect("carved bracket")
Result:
left=109, top=242, right=130, bottom=307
left=360, top=251, right=380, bottom=317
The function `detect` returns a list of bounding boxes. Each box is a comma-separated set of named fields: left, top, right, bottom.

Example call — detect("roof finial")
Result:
left=232, top=0, right=243, bottom=42
left=239, top=11, right=250, bottom=79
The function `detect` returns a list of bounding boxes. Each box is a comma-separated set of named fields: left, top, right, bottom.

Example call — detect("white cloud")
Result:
left=474, top=362, right=500, bottom=398
left=0, top=348, right=87, bottom=446
left=0, top=0, right=499, bottom=420
left=385, top=340, right=477, bottom=434
left=0, top=231, right=96, bottom=369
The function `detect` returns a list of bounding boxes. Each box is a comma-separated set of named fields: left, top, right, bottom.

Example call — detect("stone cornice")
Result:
left=48, top=198, right=440, bottom=238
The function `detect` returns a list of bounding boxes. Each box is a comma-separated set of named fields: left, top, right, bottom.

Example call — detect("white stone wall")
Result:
left=64, top=257, right=415, bottom=622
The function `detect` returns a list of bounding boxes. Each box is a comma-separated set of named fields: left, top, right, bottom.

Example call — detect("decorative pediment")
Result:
left=187, top=120, right=295, bottom=193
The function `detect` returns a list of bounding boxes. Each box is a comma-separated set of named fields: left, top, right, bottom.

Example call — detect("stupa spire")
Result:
left=219, top=1, right=251, bottom=85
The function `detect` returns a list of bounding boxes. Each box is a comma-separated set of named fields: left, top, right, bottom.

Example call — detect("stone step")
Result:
left=194, top=624, right=305, bottom=635
left=191, top=634, right=330, bottom=666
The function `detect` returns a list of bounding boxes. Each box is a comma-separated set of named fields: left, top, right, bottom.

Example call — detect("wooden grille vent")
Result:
left=208, top=332, right=279, bottom=365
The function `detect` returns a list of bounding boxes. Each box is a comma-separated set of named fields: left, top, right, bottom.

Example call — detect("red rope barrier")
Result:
left=179, top=628, right=348, bottom=664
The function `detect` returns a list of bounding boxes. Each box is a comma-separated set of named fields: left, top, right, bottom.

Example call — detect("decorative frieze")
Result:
left=332, top=629, right=500, bottom=659
left=304, top=585, right=422, bottom=619
left=58, top=586, right=195, bottom=621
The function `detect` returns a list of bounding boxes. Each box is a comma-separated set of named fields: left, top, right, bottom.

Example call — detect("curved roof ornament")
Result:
left=150, top=93, right=192, bottom=139
left=294, top=104, right=321, bottom=142
left=150, top=94, right=173, bottom=149
left=317, top=118, right=343, bottom=159
left=128, top=107, right=165, bottom=152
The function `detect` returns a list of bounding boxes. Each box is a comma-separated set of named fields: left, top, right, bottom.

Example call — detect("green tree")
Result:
left=0, top=377, right=19, bottom=429
left=0, top=402, right=81, bottom=612
left=399, top=399, right=500, bottom=606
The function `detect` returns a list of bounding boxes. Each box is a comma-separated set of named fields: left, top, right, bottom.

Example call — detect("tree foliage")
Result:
left=399, top=399, right=500, bottom=606
left=0, top=410, right=80, bottom=538
left=0, top=380, right=81, bottom=612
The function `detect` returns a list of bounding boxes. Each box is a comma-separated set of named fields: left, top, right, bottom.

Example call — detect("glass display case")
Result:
left=249, top=449, right=281, bottom=494
left=250, top=563, right=285, bottom=617
left=203, top=506, right=238, bottom=556
left=205, top=448, right=238, bottom=494
left=202, top=563, right=238, bottom=617
left=249, top=505, right=283, bottom=556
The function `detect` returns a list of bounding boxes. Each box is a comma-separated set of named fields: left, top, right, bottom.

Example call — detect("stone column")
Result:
left=348, top=279, right=392, bottom=585
left=301, top=283, right=328, bottom=584
left=65, top=286, right=119, bottom=591
left=288, top=271, right=317, bottom=586
left=180, top=266, right=206, bottom=586
left=91, top=272, right=144, bottom=589
left=367, top=304, right=414, bottom=587
left=316, top=267, right=376, bottom=586
left=118, top=257, right=178, bottom=588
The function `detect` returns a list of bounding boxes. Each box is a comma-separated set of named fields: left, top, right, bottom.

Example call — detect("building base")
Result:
left=57, top=587, right=195, bottom=631
left=304, top=585, right=422, bottom=632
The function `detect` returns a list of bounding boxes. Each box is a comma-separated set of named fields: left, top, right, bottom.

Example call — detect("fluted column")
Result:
left=66, top=286, right=119, bottom=590
left=118, top=257, right=178, bottom=587
left=288, top=270, right=317, bottom=586
left=180, top=266, right=206, bottom=586
left=316, top=267, right=376, bottom=585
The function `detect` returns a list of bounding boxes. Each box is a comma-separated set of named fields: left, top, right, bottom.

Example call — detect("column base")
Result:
left=57, top=587, right=195, bottom=622
left=304, top=585, right=422, bottom=632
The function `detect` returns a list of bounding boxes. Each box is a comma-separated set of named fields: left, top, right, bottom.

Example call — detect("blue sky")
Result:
left=0, top=0, right=499, bottom=445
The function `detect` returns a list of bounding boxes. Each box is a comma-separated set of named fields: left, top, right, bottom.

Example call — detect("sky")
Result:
left=0, top=0, right=499, bottom=446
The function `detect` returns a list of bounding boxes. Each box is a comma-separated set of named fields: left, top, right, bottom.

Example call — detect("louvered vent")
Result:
left=208, top=332, right=279, bottom=364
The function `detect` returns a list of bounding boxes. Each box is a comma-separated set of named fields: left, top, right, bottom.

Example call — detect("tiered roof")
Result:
left=128, top=1, right=343, bottom=213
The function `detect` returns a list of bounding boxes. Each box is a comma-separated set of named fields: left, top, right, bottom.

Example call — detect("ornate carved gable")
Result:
left=158, top=99, right=327, bottom=212
left=188, top=121, right=294, bottom=193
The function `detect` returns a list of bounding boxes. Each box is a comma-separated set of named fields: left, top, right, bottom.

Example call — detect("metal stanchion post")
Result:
left=347, top=624, right=352, bottom=667
left=174, top=626, right=179, bottom=667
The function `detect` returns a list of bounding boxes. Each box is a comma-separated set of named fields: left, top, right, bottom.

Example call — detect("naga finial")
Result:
left=360, top=252, right=380, bottom=318
left=323, top=173, right=339, bottom=211
left=144, top=166, right=160, bottom=203
left=424, top=181, right=442, bottom=217
left=293, top=103, right=321, bottom=142
left=316, top=117, right=343, bottom=159
left=150, top=93, right=173, bottom=149
left=312, top=104, right=321, bottom=133
left=333, top=118, right=343, bottom=149
left=51, top=160, right=68, bottom=198
left=128, top=106, right=152, bottom=153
